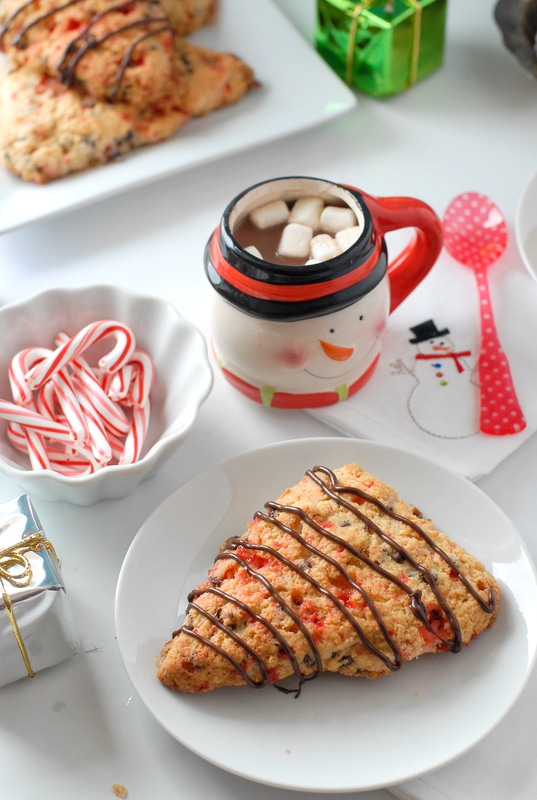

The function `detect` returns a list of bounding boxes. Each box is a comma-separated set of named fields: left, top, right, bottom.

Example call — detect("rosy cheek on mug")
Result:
left=374, top=312, right=389, bottom=338
left=274, top=347, right=309, bottom=370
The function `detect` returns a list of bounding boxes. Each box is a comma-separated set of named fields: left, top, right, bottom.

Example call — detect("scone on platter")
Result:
left=158, top=463, right=500, bottom=695
left=0, top=0, right=256, bottom=183
left=159, top=0, right=217, bottom=36
left=0, top=0, right=218, bottom=106
left=0, top=38, right=255, bottom=184
left=0, top=0, right=181, bottom=106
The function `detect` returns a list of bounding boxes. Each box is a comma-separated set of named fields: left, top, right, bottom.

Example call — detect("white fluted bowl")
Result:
left=0, top=286, right=213, bottom=505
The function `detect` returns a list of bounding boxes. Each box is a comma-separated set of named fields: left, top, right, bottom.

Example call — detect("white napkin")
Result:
left=310, top=249, right=537, bottom=480
left=388, top=662, right=537, bottom=800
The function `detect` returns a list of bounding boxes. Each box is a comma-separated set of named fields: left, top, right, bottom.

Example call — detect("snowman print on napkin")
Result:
left=391, top=319, right=479, bottom=439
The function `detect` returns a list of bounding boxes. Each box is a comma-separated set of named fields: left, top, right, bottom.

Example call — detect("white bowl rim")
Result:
left=515, top=168, right=537, bottom=282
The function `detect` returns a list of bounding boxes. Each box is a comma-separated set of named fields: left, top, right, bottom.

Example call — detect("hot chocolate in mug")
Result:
left=205, top=176, right=443, bottom=408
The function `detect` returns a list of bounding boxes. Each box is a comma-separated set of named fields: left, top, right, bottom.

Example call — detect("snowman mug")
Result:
left=204, top=176, right=443, bottom=408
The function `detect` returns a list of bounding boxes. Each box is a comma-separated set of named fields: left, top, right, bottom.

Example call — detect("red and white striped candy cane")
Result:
left=70, top=387, right=114, bottom=466
left=108, top=364, right=136, bottom=404
left=54, top=331, right=130, bottom=437
left=25, top=320, right=136, bottom=390
left=106, top=428, right=130, bottom=462
left=0, top=399, right=73, bottom=442
left=9, top=347, right=51, bottom=406
left=4, top=320, right=157, bottom=476
left=50, top=370, right=90, bottom=446
left=46, top=446, right=100, bottom=476
left=119, top=398, right=151, bottom=465
left=124, top=349, right=155, bottom=409
left=8, top=348, right=56, bottom=469
left=6, top=421, right=52, bottom=471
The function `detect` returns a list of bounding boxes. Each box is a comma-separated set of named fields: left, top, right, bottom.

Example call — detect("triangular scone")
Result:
left=158, top=464, right=500, bottom=695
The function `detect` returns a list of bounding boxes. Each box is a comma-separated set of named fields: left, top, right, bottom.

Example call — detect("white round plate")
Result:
left=516, top=168, right=537, bottom=282
left=115, top=438, right=537, bottom=793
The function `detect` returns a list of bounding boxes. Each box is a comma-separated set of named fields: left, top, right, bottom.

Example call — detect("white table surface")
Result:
left=1, top=1, right=537, bottom=798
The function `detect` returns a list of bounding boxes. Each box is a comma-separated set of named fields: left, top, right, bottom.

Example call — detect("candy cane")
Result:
left=123, top=349, right=155, bottom=409
left=6, top=422, right=52, bottom=471
left=2, top=398, right=78, bottom=470
left=9, top=347, right=51, bottom=406
left=50, top=370, right=89, bottom=446
left=72, top=370, right=130, bottom=436
left=54, top=332, right=130, bottom=436
left=25, top=320, right=136, bottom=390
left=46, top=447, right=99, bottom=477
left=4, top=319, right=156, bottom=477
left=35, top=378, right=58, bottom=420
left=106, top=428, right=129, bottom=462
left=8, top=348, right=55, bottom=468
left=119, top=398, right=151, bottom=465
left=7, top=423, right=94, bottom=475
left=0, top=399, right=74, bottom=442
left=6, top=422, right=28, bottom=452
left=107, top=364, right=135, bottom=404
left=35, top=381, right=79, bottom=459
left=69, top=386, right=113, bottom=466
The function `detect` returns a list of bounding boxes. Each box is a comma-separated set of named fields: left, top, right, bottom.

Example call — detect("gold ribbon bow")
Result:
left=0, top=532, right=58, bottom=678
left=346, top=0, right=423, bottom=88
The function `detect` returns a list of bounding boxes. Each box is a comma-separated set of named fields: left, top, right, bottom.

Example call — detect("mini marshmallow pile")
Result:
left=0, top=320, right=155, bottom=476
left=246, top=195, right=363, bottom=263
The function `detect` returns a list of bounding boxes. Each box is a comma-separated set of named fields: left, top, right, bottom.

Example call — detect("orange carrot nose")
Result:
left=319, top=340, right=355, bottom=361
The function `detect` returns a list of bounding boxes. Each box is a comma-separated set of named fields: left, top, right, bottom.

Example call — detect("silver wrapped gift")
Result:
left=0, top=495, right=78, bottom=687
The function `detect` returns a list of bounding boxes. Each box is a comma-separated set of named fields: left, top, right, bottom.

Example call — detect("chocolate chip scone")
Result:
left=160, top=0, right=217, bottom=36
left=0, top=0, right=187, bottom=106
left=158, top=463, right=499, bottom=695
left=0, top=0, right=257, bottom=183
left=0, top=62, right=188, bottom=183
left=0, top=39, right=255, bottom=183
left=175, top=38, right=258, bottom=117
left=0, top=1, right=219, bottom=106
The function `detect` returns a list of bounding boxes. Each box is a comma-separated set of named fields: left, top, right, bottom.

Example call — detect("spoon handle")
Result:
left=474, top=267, right=526, bottom=435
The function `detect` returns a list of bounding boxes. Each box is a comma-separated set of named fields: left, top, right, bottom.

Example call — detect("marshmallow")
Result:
left=244, top=245, right=263, bottom=259
left=288, top=196, right=325, bottom=229
left=278, top=223, right=313, bottom=259
left=310, top=233, right=341, bottom=262
left=320, top=205, right=357, bottom=234
left=335, top=225, right=362, bottom=252
left=250, top=199, right=289, bottom=229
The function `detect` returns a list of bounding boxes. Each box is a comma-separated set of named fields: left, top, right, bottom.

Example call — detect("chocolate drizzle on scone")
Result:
left=1, top=0, right=82, bottom=48
left=57, top=2, right=172, bottom=98
left=1, top=0, right=172, bottom=101
left=173, top=465, right=498, bottom=696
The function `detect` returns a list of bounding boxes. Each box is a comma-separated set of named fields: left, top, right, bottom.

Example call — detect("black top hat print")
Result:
left=409, top=319, right=450, bottom=344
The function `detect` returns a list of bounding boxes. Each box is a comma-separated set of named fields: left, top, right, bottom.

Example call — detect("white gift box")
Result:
left=0, top=495, right=78, bottom=687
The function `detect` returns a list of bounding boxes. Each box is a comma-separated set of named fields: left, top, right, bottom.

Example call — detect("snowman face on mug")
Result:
left=206, top=176, right=442, bottom=406
left=211, top=279, right=390, bottom=394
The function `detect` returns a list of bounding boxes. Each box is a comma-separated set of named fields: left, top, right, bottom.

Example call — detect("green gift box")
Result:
left=316, top=0, right=447, bottom=97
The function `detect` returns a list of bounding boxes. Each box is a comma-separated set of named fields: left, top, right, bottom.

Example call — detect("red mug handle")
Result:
left=354, top=190, right=443, bottom=313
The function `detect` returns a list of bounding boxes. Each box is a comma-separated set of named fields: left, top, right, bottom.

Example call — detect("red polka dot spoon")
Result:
left=443, top=192, right=526, bottom=435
